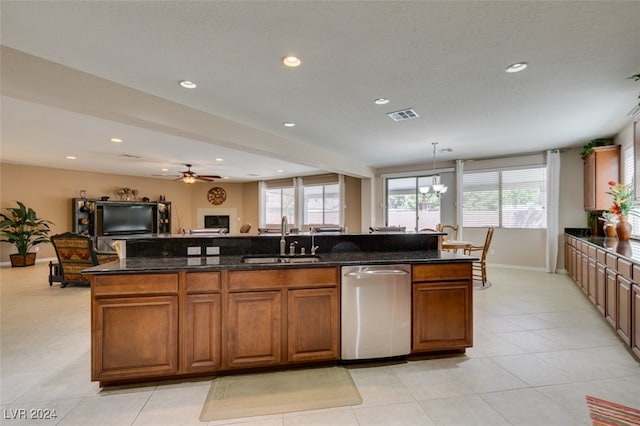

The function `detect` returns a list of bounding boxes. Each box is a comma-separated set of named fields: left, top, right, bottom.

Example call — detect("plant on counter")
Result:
left=599, top=210, right=618, bottom=226
left=606, top=181, right=638, bottom=218
left=0, top=201, right=53, bottom=265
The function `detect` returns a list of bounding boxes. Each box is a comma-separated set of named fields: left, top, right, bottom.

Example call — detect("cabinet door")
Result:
left=580, top=253, right=589, bottom=294
left=226, top=291, right=282, bottom=368
left=182, top=294, right=221, bottom=373
left=588, top=258, right=597, bottom=303
left=596, top=263, right=606, bottom=316
left=412, top=281, right=472, bottom=352
left=617, top=276, right=632, bottom=345
left=287, top=287, right=339, bottom=362
left=605, top=269, right=617, bottom=328
left=92, top=296, right=178, bottom=382
left=632, top=284, right=640, bottom=358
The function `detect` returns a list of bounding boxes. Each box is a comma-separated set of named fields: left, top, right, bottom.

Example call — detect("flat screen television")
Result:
left=101, top=204, right=154, bottom=235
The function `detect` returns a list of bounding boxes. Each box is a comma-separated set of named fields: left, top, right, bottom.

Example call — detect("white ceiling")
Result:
left=1, top=1, right=639, bottom=182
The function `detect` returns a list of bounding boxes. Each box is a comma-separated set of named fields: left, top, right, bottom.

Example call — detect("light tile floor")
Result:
left=1, top=263, right=639, bottom=425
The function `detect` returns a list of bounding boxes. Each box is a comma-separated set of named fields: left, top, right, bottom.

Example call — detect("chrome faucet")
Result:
left=280, top=216, right=287, bottom=255
left=310, top=230, right=319, bottom=255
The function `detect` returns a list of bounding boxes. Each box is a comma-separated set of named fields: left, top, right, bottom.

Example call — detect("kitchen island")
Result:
left=85, top=233, right=475, bottom=386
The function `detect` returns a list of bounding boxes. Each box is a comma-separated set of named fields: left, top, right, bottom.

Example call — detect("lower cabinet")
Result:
left=287, top=287, right=339, bottom=363
left=632, top=284, right=640, bottom=358
left=564, top=235, right=640, bottom=360
left=411, top=264, right=473, bottom=353
left=92, top=295, right=179, bottom=382
left=226, top=291, right=282, bottom=368
left=617, top=276, right=632, bottom=345
left=225, top=267, right=340, bottom=370
left=183, top=293, right=221, bottom=372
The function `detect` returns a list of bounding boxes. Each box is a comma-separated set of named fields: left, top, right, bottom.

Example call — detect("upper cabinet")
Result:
left=583, top=145, right=620, bottom=211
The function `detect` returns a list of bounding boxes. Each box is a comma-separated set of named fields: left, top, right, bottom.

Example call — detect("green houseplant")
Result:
left=0, top=201, right=53, bottom=267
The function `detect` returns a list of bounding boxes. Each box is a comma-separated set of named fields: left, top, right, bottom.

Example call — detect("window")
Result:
left=622, top=144, right=640, bottom=236
left=463, top=166, right=547, bottom=229
left=386, top=176, right=441, bottom=231
left=264, top=182, right=295, bottom=226
left=303, top=183, right=340, bottom=225
left=261, top=174, right=343, bottom=229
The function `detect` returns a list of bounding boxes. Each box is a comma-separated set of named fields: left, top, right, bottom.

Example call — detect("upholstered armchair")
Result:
left=50, top=232, right=118, bottom=287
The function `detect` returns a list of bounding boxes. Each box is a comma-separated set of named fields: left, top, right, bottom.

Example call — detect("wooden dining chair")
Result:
left=436, top=224, right=459, bottom=241
left=464, top=227, right=495, bottom=288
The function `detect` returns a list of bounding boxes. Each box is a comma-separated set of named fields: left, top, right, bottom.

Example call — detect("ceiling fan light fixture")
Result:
left=183, top=175, right=196, bottom=184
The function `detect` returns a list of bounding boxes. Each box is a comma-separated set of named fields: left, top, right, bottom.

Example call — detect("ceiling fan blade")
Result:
left=196, top=176, right=216, bottom=182
left=199, top=174, right=222, bottom=179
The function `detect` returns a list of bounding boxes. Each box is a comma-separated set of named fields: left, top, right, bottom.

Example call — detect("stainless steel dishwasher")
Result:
left=341, top=264, right=412, bottom=360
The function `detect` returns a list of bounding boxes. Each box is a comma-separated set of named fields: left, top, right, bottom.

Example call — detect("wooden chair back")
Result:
left=436, top=224, right=459, bottom=241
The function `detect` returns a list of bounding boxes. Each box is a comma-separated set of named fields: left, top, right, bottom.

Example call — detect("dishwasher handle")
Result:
left=344, top=269, right=410, bottom=277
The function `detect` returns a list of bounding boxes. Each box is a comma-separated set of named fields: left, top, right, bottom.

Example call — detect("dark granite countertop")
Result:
left=84, top=250, right=475, bottom=274
left=567, top=234, right=640, bottom=264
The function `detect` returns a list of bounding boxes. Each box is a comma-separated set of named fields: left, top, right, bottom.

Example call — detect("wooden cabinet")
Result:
left=617, top=275, right=632, bottom=345
left=182, top=272, right=221, bottom=373
left=91, top=273, right=179, bottom=383
left=225, top=267, right=339, bottom=369
left=227, top=290, right=282, bottom=368
left=564, top=235, right=640, bottom=360
left=583, top=145, right=620, bottom=211
left=632, top=284, right=640, bottom=358
left=287, top=287, right=339, bottom=363
left=411, top=263, right=472, bottom=353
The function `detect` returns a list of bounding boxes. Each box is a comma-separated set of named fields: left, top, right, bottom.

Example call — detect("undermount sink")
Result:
left=241, top=254, right=320, bottom=264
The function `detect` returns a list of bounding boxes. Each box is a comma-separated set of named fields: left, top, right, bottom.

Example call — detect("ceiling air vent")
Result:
left=387, top=108, right=419, bottom=122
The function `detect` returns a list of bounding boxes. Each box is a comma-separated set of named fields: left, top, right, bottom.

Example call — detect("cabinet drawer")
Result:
left=185, top=271, right=220, bottom=293
left=596, top=248, right=606, bottom=263
left=92, top=273, right=178, bottom=296
left=412, top=263, right=472, bottom=282
left=229, top=267, right=338, bottom=290
left=618, top=258, right=633, bottom=280
left=588, top=245, right=597, bottom=258
left=633, top=264, right=640, bottom=282
left=606, top=253, right=618, bottom=269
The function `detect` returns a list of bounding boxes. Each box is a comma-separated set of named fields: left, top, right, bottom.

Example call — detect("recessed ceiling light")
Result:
left=215, top=158, right=224, bottom=162
left=283, top=122, right=296, bottom=127
left=505, top=62, right=528, bottom=73
left=374, top=98, right=390, bottom=105
left=179, top=80, right=197, bottom=89
left=223, top=176, right=230, bottom=180
left=66, top=156, right=77, bottom=160
left=282, top=56, right=301, bottom=67
left=110, top=137, right=123, bottom=143
left=161, top=168, right=169, bottom=172
left=277, top=169, right=284, bottom=173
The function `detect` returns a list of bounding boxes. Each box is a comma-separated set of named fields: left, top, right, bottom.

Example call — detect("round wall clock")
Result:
left=207, top=186, right=227, bottom=205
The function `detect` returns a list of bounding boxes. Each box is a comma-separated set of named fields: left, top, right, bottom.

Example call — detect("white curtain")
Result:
left=546, top=150, right=561, bottom=273
left=456, top=159, right=464, bottom=240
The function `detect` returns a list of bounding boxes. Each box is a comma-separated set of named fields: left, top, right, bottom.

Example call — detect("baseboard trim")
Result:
left=487, top=263, right=568, bottom=274
left=0, top=256, right=57, bottom=268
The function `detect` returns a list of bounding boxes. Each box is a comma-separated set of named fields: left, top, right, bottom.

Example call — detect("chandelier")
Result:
left=419, top=142, right=448, bottom=197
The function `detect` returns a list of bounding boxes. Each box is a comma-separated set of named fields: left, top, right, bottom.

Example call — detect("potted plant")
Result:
left=0, top=201, right=53, bottom=267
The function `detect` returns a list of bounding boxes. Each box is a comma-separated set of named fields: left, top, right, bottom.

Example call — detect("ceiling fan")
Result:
left=177, top=164, right=221, bottom=184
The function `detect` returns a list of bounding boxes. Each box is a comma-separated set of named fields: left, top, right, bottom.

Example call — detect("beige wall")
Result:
left=344, top=176, right=362, bottom=233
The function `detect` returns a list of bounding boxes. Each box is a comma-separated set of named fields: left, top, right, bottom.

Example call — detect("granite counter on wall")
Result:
left=565, top=228, right=640, bottom=263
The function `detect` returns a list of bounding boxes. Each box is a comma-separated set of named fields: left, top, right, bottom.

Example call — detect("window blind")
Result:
left=463, top=166, right=546, bottom=229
